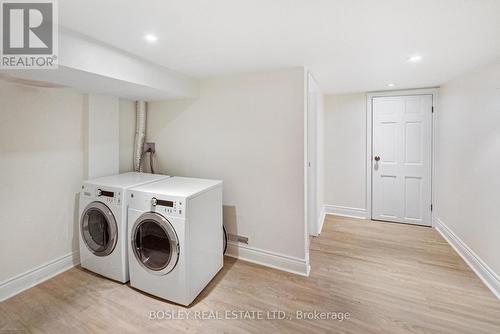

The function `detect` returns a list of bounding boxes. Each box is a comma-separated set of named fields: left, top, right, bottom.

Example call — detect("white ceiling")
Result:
left=60, top=0, right=500, bottom=94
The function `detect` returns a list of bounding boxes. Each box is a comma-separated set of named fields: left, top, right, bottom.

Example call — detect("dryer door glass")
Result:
left=132, top=213, right=179, bottom=275
left=88, top=210, right=109, bottom=246
left=81, top=202, right=118, bottom=257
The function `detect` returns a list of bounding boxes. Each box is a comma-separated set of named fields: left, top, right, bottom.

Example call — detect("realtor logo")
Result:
left=1, top=0, right=58, bottom=69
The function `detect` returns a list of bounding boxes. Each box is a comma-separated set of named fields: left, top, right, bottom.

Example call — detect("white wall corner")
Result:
left=84, top=93, right=120, bottom=179
left=0, top=251, right=80, bottom=302
left=434, top=216, right=500, bottom=300
left=324, top=204, right=369, bottom=219
left=225, top=242, right=310, bottom=277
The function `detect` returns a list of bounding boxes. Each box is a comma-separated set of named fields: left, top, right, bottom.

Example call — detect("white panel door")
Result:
left=372, top=95, right=432, bottom=226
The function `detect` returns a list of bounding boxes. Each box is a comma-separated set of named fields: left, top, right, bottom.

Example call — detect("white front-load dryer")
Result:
left=127, top=177, right=223, bottom=306
left=78, top=172, right=169, bottom=282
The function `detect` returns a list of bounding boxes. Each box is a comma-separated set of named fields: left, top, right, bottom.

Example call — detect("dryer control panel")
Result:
left=96, top=188, right=121, bottom=205
left=151, top=197, right=184, bottom=217
left=81, top=184, right=121, bottom=205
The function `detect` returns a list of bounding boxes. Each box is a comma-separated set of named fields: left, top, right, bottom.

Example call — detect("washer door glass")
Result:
left=81, top=202, right=117, bottom=257
left=132, top=212, right=179, bottom=275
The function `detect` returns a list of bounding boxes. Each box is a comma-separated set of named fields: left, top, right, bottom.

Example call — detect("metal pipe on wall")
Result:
left=133, top=101, right=147, bottom=172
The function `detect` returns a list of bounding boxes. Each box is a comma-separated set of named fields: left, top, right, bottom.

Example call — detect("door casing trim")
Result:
left=366, top=88, right=438, bottom=226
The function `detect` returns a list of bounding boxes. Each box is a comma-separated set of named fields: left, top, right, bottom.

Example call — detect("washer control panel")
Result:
left=151, top=197, right=184, bottom=217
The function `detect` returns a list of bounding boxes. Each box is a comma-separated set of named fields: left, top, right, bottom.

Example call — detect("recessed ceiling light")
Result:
left=387, top=83, right=395, bottom=87
left=408, top=54, right=422, bottom=63
left=144, top=34, right=158, bottom=43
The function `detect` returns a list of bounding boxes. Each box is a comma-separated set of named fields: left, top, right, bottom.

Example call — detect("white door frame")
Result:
left=366, top=88, right=438, bottom=226
left=306, top=72, right=320, bottom=237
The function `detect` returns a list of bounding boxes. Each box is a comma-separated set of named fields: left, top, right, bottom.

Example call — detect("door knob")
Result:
left=374, top=156, right=380, bottom=161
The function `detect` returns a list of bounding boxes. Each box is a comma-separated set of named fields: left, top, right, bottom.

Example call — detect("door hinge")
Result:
left=431, top=106, right=434, bottom=113
left=431, top=204, right=433, bottom=211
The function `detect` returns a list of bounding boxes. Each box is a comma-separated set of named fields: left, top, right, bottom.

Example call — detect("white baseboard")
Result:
left=0, top=250, right=80, bottom=302
left=434, top=217, right=500, bottom=300
left=225, top=242, right=310, bottom=277
left=324, top=204, right=369, bottom=219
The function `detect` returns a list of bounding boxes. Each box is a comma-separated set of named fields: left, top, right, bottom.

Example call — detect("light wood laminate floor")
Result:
left=2, top=215, right=500, bottom=333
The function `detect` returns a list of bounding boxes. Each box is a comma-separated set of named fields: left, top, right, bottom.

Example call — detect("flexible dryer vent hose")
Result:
left=134, top=101, right=147, bottom=172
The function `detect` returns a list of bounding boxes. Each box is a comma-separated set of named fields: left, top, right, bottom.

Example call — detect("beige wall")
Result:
left=435, top=61, right=500, bottom=279
left=0, top=80, right=84, bottom=283
left=323, top=93, right=367, bottom=212
left=134, top=68, right=308, bottom=262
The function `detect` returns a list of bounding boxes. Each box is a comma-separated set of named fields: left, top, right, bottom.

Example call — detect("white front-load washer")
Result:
left=79, top=172, right=169, bottom=283
left=127, top=177, right=223, bottom=306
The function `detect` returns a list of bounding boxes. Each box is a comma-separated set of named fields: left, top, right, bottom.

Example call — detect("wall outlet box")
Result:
left=144, top=142, right=155, bottom=153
